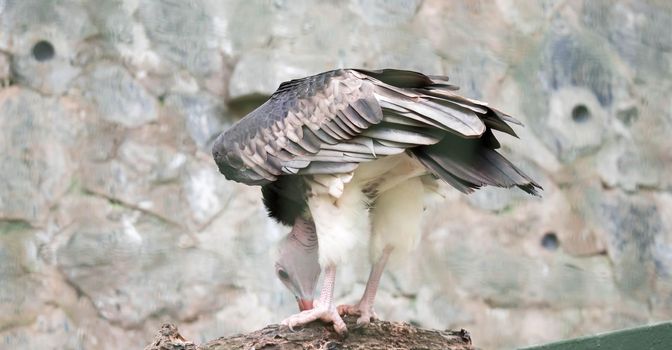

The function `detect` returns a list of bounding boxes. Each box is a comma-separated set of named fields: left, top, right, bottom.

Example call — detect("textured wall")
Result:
left=1, top=0, right=671, bottom=349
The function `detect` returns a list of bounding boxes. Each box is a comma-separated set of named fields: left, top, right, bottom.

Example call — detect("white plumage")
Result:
left=309, top=154, right=428, bottom=267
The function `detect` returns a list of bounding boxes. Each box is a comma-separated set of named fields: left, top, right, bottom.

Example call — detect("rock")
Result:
left=652, top=193, right=672, bottom=316
left=490, top=78, right=563, bottom=174
left=466, top=186, right=523, bottom=213
left=144, top=324, right=196, bottom=350
left=543, top=87, right=608, bottom=162
left=0, top=0, right=96, bottom=94
left=0, top=307, right=85, bottom=350
left=494, top=0, right=553, bottom=35
left=216, top=1, right=273, bottom=58
left=597, top=139, right=662, bottom=191
left=582, top=1, right=672, bottom=81
left=182, top=162, right=234, bottom=228
left=0, top=0, right=96, bottom=52
left=81, top=137, right=234, bottom=231
left=55, top=203, right=233, bottom=327
left=164, top=93, right=230, bottom=150
left=83, top=0, right=167, bottom=75
left=137, top=0, right=222, bottom=77
left=593, top=191, right=662, bottom=301
left=369, top=28, right=443, bottom=74
left=0, top=88, right=79, bottom=223
left=540, top=30, right=615, bottom=106
left=74, top=62, right=158, bottom=127
left=349, top=0, right=421, bottom=26
left=116, top=139, right=187, bottom=183
left=146, top=321, right=473, bottom=350
left=615, top=102, right=639, bottom=127
left=420, top=191, right=623, bottom=311
left=228, top=50, right=331, bottom=99
left=194, top=190, right=291, bottom=312
left=10, top=37, right=83, bottom=95
left=444, top=47, right=508, bottom=100
left=0, top=51, right=9, bottom=82
left=228, top=33, right=440, bottom=101
left=0, top=222, right=43, bottom=330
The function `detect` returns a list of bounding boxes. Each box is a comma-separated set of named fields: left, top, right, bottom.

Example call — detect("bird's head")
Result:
left=275, top=217, right=321, bottom=311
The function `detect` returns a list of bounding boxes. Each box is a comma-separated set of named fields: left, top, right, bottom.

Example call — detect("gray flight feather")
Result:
left=212, top=68, right=534, bottom=195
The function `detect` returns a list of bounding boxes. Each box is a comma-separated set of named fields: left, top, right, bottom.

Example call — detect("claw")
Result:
left=281, top=305, right=348, bottom=335
left=337, top=303, right=377, bottom=326
left=337, top=304, right=358, bottom=316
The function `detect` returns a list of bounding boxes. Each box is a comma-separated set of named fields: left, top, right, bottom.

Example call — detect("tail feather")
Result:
left=412, top=150, right=479, bottom=194
left=411, top=136, right=542, bottom=196
left=355, top=68, right=541, bottom=196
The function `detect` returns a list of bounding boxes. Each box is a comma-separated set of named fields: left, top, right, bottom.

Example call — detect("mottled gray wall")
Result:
left=1, top=0, right=671, bottom=349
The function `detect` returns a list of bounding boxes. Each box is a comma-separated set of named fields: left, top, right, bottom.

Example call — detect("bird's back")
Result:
left=212, top=68, right=541, bottom=196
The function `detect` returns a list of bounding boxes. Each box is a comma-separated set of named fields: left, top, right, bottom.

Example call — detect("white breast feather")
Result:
left=370, top=176, right=425, bottom=265
left=308, top=181, right=369, bottom=267
left=308, top=154, right=431, bottom=268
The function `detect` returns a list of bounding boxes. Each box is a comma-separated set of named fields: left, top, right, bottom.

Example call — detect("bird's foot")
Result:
left=337, top=303, right=378, bottom=325
left=281, top=303, right=348, bottom=336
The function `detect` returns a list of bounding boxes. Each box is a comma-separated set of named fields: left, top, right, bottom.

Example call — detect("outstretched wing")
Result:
left=212, top=69, right=515, bottom=186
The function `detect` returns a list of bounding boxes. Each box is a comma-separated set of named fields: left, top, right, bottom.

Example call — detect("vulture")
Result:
left=212, top=68, right=540, bottom=335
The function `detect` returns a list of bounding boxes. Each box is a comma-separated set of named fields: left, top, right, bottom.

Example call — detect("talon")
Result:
left=337, top=304, right=361, bottom=317
left=281, top=305, right=348, bottom=334
left=333, top=318, right=348, bottom=337
left=356, top=315, right=371, bottom=325
left=338, top=303, right=376, bottom=325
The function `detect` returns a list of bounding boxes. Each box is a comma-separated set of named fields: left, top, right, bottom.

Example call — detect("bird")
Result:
left=211, top=68, right=541, bottom=335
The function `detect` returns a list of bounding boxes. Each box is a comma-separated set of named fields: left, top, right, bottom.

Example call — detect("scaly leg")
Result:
left=281, top=265, right=347, bottom=335
left=338, top=245, right=393, bottom=325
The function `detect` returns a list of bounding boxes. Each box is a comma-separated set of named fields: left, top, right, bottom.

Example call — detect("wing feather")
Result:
left=212, top=68, right=524, bottom=186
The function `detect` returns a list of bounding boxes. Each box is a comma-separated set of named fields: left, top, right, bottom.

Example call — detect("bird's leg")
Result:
left=338, top=245, right=393, bottom=325
left=281, top=265, right=347, bottom=335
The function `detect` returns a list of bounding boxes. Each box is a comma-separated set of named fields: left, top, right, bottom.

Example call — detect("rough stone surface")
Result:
left=228, top=50, right=332, bottom=100
left=594, top=191, right=663, bottom=301
left=0, top=0, right=96, bottom=94
left=145, top=321, right=473, bottom=350
left=137, top=0, right=223, bottom=77
left=54, top=196, right=253, bottom=328
left=0, top=223, right=43, bottom=331
left=0, top=307, right=86, bottom=350
left=0, top=1, right=670, bottom=350
left=74, top=62, right=158, bottom=128
left=350, top=0, right=421, bottom=27
left=0, top=88, right=81, bottom=223
left=0, top=52, right=10, bottom=83
left=164, top=93, right=229, bottom=150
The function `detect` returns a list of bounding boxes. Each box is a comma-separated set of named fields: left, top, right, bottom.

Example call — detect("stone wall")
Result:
left=1, top=0, right=671, bottom=349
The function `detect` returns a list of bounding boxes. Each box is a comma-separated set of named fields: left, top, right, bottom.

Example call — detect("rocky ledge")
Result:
left=145, top=319, right=473, bottom=350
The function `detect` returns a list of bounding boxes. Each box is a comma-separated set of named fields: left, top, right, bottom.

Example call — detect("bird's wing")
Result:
left=212, top=69, right=516, bottom=185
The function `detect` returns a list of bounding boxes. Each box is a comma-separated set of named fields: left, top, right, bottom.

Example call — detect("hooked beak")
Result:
left=297, top=298, right=313, bottom=311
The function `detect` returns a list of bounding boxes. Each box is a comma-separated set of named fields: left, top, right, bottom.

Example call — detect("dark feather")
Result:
left=340, top=106, right=370, bottom=129
left=350, top=96, right=383, bottom=123
left=354, top=68, right=435, bottom=88
left=411, top=135, right=541, bottom=195
left=296, top=126, right=322, bottom=153
left=261, top=176, right=308, bottom=226
left=310, top=128, right=339, bottom=145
